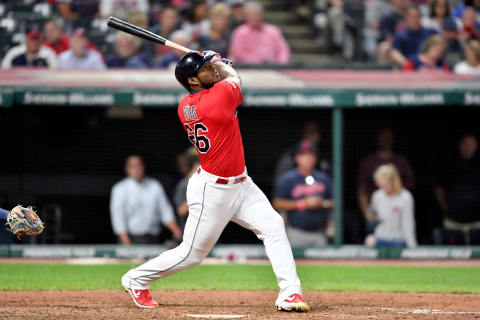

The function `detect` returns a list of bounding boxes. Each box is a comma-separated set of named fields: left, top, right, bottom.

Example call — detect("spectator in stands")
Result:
left=100, top=0, right=149, bottom=21
left=390, top=5, right=437, bottom=66
left=273, top=121, right=331, bottom=187
left=181, top=0, right=210, bottom=42
left=198, top=3, right=232, bottom=58
left=454, top=40, right=480, bottom=73
left=43, top=19, right=70, bottom=55
left=157, top=30, right=191, bottom=68
left=106, top=33, right=150, bottom=68
left=380, top=0, right=408, bottom=39
left=273, top=140, right=334, bottom=247
left=364, top=0, right=396, bottom=59
left=364, top=164, right=417, bottom=248
left=1, top=28, right=58, bottom=69
left=231, top=1, right=290, bottom=64
left=459, top=7, right=480, bottom=43
left=229, top=0, right=246, bottom=29
left=442, top=16, right=463, bottom=63
left=154, top=5, right=181, bottom=57
left=357, top=128, right=415, bottom=232
left=56, top=0, right=99, bottom=20
left=403, top=35, right=449, bottom=71
left=158, top=5, right=181, bottom=37
left=434, top=134, right=480, bottom=245
left=377, top=0, right=408, bottom=62
left=422, top=0, right=456, bottom=32
left=129, top=10, right=150, bottom=30
left=173, top=147, right=200, bottom=231
left=129, top=11, right=156, bottom=61
left=110, top=155, right=182, bottom=245
left=452, top=0, right=480, bottom=19
left=58, top=28, right=105, bottom=69
left=327, top=0, right=356, bottom=59
left=43, top=19, right=99, bottom=56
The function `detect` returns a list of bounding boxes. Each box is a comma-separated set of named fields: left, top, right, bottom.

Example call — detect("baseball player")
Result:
left=121, top=51, right=310, bottom=312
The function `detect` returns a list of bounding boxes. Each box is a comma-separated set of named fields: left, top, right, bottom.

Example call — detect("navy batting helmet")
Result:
left=175, top=51, right=214, bottom=92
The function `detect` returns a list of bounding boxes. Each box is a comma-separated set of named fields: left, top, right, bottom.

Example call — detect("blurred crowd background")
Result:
left=1, top=0, right=480, bottom=72
left=0, top=0, right=480, bottom=249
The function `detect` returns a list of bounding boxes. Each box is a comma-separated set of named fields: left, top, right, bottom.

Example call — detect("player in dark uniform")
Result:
left=273, top=140, right=334, bottom=247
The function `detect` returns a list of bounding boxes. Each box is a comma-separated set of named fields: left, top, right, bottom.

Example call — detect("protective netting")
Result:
left=343, top=108, right=480, bottom=245
left=0, top=107, right=331, bottom=244
left=2, top=106, right=479, bottom=245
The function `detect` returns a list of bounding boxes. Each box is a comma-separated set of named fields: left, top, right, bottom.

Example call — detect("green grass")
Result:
left=0, top=264, right=479, bottom=293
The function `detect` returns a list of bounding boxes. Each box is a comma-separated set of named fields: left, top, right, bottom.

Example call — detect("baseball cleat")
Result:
left=277, top=294, right=310, bottom=312
left=124, top=287, right=158, bottom=309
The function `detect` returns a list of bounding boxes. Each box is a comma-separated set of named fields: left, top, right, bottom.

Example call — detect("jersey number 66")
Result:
left=184, top=123, right=211, bottom=153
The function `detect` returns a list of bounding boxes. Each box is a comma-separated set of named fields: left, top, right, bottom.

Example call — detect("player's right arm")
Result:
left=209, top=62, right=243, bottom=112
left=202, top=50, right=241, bottom=85
left=212, top=60, right=241, bottom=86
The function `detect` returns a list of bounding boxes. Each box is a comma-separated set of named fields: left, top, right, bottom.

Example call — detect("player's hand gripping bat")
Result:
left=107, top=17, right=192, bottom=54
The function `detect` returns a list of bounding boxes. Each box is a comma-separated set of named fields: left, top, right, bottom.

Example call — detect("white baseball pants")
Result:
left=122, top=168, right=302, bottom=306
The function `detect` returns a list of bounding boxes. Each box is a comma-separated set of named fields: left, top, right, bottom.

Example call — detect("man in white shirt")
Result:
left=110, top=155, right=182, bottom=245
left=58, top=28, right=105, bottom=70
left=1, top=28, right=58, bottom=69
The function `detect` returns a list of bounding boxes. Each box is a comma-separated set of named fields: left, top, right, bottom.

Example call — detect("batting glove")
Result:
left=221, top=58, right=232, bottom=66
left=202, top=50, right=222, bottom=63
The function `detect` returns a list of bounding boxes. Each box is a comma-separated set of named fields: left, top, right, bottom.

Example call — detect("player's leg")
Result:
left=231, top=177, right=308, bottom=311
left=0, top=208, right=9, bottom=221
left=122, top=174, right=239, bottom=290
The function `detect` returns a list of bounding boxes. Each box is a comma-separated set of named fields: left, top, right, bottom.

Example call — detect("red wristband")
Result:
left=296, top=199, right=306, bottom=211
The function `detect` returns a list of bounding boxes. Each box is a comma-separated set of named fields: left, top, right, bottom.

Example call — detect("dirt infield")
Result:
left=1, top=290, right=479, bottom=320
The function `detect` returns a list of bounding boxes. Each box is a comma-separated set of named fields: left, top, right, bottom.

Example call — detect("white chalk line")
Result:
left=398, top=309, right=480, bottom=315
left=184, top=307, right=480, bottom=319
left=328, top=305, right=480, bottom=316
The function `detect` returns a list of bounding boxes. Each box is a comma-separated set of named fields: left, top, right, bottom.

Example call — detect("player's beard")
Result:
left=199, top=78, right=215, bottom=90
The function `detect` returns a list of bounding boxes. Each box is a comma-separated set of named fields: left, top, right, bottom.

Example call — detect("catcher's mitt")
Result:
left=5, top=205, right=44, bottom=239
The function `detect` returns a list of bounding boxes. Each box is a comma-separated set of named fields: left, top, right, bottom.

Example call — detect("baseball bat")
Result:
left=107, top=17, right=192, bottom=54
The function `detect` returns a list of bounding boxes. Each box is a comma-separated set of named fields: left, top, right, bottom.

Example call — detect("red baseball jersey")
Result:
left=178, top=79, right=245, bottom=177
